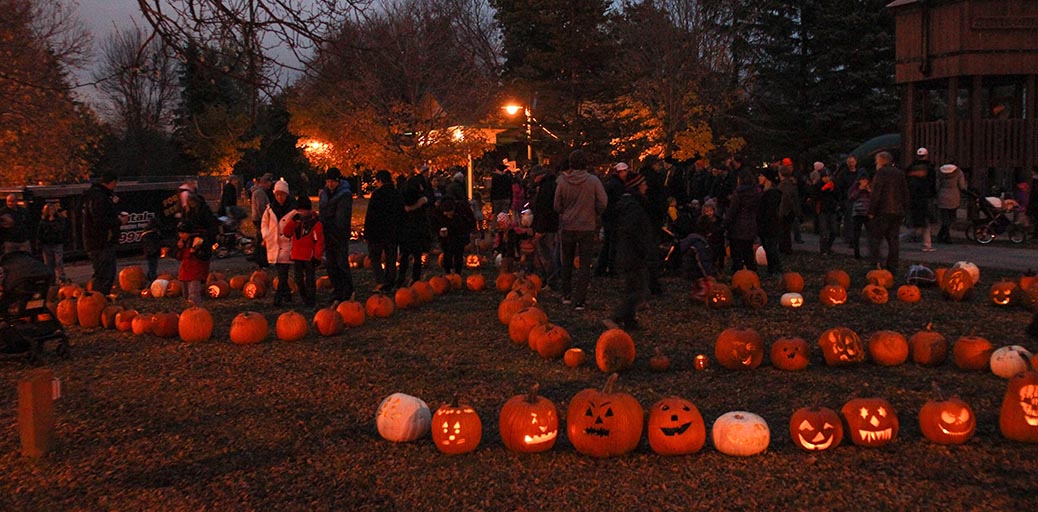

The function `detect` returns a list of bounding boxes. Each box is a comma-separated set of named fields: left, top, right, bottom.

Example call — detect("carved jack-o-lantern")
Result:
left=769, top=337, right=810, bottom=371
left=432, top=396, right=483, bottom=455
left=647, top=397, right=707, bottom=456
left=941, top=267, right=974, bottom=301
left=708, top=283, right=734, bottom=309
left=990, top=280, right=1017, bottom=306
left=841, top=397, right=899, bottom=447
left=818, top=327, right=865, bottom=366
left=789, top=406, right=843, bottom=451
left=376, top=393, right=432, bottom=443
left=465, top=254, right=482, bottom=269
left=999, top=358, right=1038, bottom=442
left=780, top=292, right=803, bottom=308
left=741, top=286, right=768, bottom=309
left=499, top=384, right=559, bottom=453
left=714, top=327, right=765, bottom=371
left=711, top=411, right=770, bottom=456
left=819, top=285, right=848, bottom=306
left=919, top=383, right=976, bottom=445
left=567, top=374, right=644, bottom=458
left=861, top=284, right=889, bottom=305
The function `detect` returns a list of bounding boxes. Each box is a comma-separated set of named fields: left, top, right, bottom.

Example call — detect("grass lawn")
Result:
left=1, top=250, right=1037, bottom=510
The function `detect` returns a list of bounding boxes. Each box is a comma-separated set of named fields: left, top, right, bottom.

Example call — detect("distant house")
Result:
left=890, top=0, right=1038, bottom=193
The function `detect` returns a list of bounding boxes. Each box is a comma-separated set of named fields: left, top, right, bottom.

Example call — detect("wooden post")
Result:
left=18, top=369, right=55, bottom=458
left=971, top=75, right=986, bottom=191
left=947, top=76, right=959, bottom=162
left=903, top=82, right=916, bottom=167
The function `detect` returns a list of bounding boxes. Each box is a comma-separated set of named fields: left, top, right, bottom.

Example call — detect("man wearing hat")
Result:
left=319, top=167, right=355, bottom=302
left=596, top=162, right=631, bottom=277
left=606, top=172, right=652, bottom=330
left=251, top=173, right=274, bottom=267
left=936, top=163, right=967, bottom=243
left=82, top=172, right=125, bottom=295
left=906, top=147, right=936, bottom=252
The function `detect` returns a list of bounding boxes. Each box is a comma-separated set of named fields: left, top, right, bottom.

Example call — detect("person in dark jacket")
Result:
left=433, top=197, right=476, bottom=274
left=398, top=167, right=431, bottom=287
left=596, top=162, right=631, bottom=277
left=905, top=147, right=936, bottom=252
left=490, top=164, right=513, bottom=215
left=82, top=173, right=125, bottom=295
left=757, top=170, right=784, bottom=275
left=1, top=194, right=32, bottom=255
left=364, top=170, right=404, bottom=291
left=319, top=167, right=355, bottom=302
left=777, top=163, right=800, bottom=254
left=36, top=204, right=69, bottom=283
left=218, top=176, right=239, bottom=216
left=847, top=173, right=872, bottom=259
left=867, top=151, right=910, bottom=273
left=607, top=173, right=653, bottom=330
left=812, top=170, right=841, bottom=255
left=445, top=171, right=467, bottom=202
left=530, top=165, right=560, bottom=288
left=725, top=170, right=761, bottom=272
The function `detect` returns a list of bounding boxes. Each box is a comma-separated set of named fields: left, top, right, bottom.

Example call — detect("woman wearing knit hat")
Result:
left=936, top=163, right=966, bottom=244
left=605, top=172, right=652, bottom=330
left=261, top=179, right=296, bottom=306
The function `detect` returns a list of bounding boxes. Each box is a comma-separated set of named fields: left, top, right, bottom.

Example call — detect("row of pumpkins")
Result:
left=52, top=266, right=498, bottom=343
left=376, top=371, right=1038, bottom=458
left=489, top=267, right=1037, bottom=379
left=707, top=262, right=1038, bottom=311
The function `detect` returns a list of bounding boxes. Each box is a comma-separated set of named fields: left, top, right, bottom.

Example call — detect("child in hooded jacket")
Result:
left=283, top=194, right=324, bottom=308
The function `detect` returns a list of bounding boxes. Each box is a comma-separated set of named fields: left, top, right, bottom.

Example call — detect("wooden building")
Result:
left=890, top=0, right=1038, bottom=192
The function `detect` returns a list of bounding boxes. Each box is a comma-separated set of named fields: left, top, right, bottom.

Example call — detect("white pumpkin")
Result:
left=712, top=411, right=770, bottom=456
left=990, top=345, right=1034, bottom=379
left=149, top=279, right=170, bottom=298
left=780, top=292, right=804, bottom=308
left=755, top=245, right=768, bottom=267
left=952, top=261, right=980, bottom=286
left=376, top=393, right=431, bottom=442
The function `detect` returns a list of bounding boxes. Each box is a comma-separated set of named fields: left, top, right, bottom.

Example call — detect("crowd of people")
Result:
left=3, top=146, right=1036, bottom=329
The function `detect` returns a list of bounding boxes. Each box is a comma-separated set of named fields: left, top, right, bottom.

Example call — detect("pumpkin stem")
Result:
left=525, top=383, right=541, bottom=403
left=450, top=393, right=461, bottom=408
left=925, top=321, right=933, bottom=331
left=931, top=381, right=945, bottom=401
left=1020, top=351, right=1035, bottom=371
left=602, top=373, right=619, bottom=394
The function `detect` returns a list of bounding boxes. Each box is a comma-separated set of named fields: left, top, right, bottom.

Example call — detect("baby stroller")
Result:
left=963, top=189, right=1027, bottom=244
left=0, top=251, right=69, bottom=363
left=214, top=205, right=255, bottom=259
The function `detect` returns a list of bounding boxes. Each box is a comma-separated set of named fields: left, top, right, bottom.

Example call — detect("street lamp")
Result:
left=503, top=104, right=532, bottom=163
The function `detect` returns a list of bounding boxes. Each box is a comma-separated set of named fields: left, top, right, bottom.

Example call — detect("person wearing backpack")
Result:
left=283, top=194, right=324, bottom=309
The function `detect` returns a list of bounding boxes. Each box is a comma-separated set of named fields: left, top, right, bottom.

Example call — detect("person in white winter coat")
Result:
left=261, top=179, right=296, bottom=305
left=936, top=164, right=967, bottom=244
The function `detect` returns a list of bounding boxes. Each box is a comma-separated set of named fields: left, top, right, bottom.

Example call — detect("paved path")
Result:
left=794, top=231, right=1036, bottom=272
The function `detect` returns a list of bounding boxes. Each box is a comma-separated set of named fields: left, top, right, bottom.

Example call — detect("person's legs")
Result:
left=884, top=215, right=903, bottom=273
left=368, top=241, right=386, bottom=288
left=573, top=230, right=595, bottom=307
left=559, top=231, right=576, bottom=302
left=612, top=266, right=647, bottom=325
left=274, top=263, right=291, bottom=305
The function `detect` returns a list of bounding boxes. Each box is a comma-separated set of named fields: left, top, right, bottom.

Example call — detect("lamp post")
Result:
left=503, top=104, right=532, bottom=163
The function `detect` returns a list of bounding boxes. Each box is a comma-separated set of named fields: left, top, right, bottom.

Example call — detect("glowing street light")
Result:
left=502, top=104, right=532, bottom=162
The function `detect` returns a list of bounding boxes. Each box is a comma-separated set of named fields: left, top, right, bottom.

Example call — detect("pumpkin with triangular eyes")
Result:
left=567, top=374, right=643, bottom=458
left=789, top=406, right=843, bottom=451
left=647, top=397, right=706, bottom=456
left=841, top=397, right=899, bottom=447
left=918, top=384, right=975, bottom=445
left=432, top=397, right=483, bottom=455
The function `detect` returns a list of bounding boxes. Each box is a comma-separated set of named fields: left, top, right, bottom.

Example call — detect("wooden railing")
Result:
left=913, top=119, right=1038, bottom=169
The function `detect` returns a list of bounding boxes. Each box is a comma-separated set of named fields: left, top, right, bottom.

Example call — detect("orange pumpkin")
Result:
left=58, top=283, right=83, bottom=300
left=595, top=329, right=636, bottom=373
left=564, top=348, right=587, bottom=368
left=411, top=281, right=434, bottom=304
left=76, top=291, right=108, bottom=329
left=115, top=309, right=138, bottom=332
left=497, top=298, right=528, bottom=325
left=164, top=280, right=183, bottom=298
left=276, top=311, right=309, bottom=341
left=100, top=305, right=123, bottom=330
left=446, top=273, right=463, bottom=290
left=990, top=280, right=1017, bottom=306
left=230, top=311, right=268, bottom=344
left=207, top=280, right=231, bottom=299
left=528, top=323, right=572, bottom=359
left=715, top=327, right=765, bottom=370
left=941, top=267, right=974, bottom=301
left=313, top=305, right=345, bottom=336
left=708, top=283, right=735, bottom=309
left=896, top=284, right=921, bottom=303
left=866, top=268, right=895, bottom=289
left=365, top=293, right=395, bottom=318
left=205, top=272, right=226, bottom=285
left=428, top=276, right=450, bottom=295
left=228, top=275, right=249, bottom=290
left=335, top=301, right=366, bottom=328
left=394, top=287, right=417, bottom=310
left=909, top=323, right=948, bottom=366
left=508, top=307, right=548, bottom=345
left=952, top=332, right=994, bottom=370
left=819, top=285, right=848, bottom=306
left=495, top=272, right=517, bottom=293
left=465, top=274, right=486, bottom=291
left=867, top=330, right=909, bottom=366
left=243, top=281, right=267, bottom=299
left=861, top=284, right=889, bottom=304
left=824, top=269, right=851, bottom=290
left=150, top=312, right=180, bottom=338
left=118, top=266, right=147, bottom=292
left=131, top=313, right=154, bottom=335
left=179, top=306, right=213, bottom=343
left=730, top=267, right=761, bottom=296
left=818, top=327, right=865, bottom=366
left=649, top=347, right=671, bottom=372
left=56, top=298, right=78, bottom=326
left=249, top=270, right=270, bottom=286
left=781, top=272, right=804, bottom=293
left=769, top=336, right=810, bottom=371
left=647, top=396, right=706, bottom=456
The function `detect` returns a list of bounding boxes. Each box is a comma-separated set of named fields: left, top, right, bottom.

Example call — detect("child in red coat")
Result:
left=283, top=194, right=324, bottom=308
left=175, top=221, right=211, bottom=305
